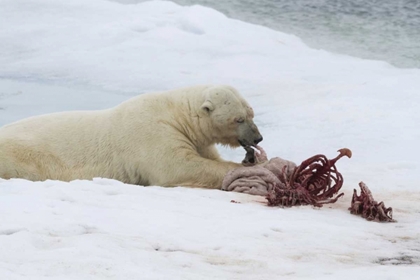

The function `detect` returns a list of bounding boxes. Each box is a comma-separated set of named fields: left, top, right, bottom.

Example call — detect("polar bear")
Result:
left=0, top=85, right=263, bottom=189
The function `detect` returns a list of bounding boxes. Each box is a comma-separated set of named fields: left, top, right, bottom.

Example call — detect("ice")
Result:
left=0, top=0, right=419, bottom=279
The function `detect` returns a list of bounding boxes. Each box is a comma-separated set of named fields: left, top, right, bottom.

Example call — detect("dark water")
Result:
left=115, top=0, right=420, bottom=68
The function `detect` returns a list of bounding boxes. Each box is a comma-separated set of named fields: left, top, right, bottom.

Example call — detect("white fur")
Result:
left=0, top=85, right=262, bottom=189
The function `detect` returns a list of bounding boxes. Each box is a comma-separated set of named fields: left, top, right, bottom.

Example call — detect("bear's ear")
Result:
left=201, top=100, right=214, bottom=113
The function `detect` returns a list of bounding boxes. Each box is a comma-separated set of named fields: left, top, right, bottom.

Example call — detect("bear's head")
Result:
left=200, top=86, right=263, bottom=148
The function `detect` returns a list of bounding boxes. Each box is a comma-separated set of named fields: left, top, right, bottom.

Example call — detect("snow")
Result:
left=0, top=0, right=419, bottom=278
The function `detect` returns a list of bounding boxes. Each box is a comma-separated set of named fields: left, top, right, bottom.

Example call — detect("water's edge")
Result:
left=114, top=0, right=420, bottom=69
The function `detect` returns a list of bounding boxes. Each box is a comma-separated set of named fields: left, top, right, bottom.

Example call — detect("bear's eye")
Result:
left=236, top=118, right=244, bottom=123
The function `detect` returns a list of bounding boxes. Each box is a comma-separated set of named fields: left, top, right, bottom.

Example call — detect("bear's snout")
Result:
left=237, top=120, right=263, bottom=148
left=254, top=136, right=263, bottom=145
left=238, top=134, right=263, bottom=148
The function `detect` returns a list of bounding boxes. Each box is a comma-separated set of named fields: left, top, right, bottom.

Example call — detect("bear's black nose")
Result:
left=254, top=136, right=263, bottom=144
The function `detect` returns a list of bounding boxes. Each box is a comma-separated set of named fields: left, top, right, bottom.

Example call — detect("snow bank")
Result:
left=0, top=0, right=419, bottom=279
left=1, top=178, right=419, bottom=279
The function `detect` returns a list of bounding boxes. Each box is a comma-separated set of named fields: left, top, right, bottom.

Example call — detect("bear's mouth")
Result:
left=241, top=145, right=259, bottom=166
left=238, top=139, right=256, bottom=148
left=238, top=139, right=246, bottom=147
